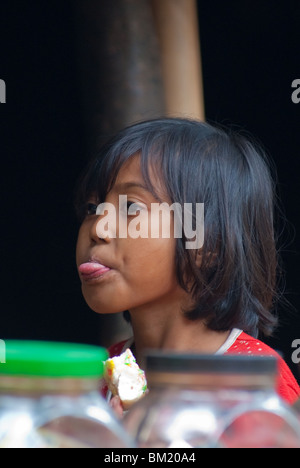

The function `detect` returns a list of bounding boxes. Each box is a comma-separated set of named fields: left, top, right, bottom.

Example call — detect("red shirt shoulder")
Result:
left=226, top=332, right=300, bottom=405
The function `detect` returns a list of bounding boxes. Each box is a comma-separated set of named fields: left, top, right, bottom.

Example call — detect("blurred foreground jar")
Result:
left=124, top=352, right=300, bottom=448
left=0, top=341, right=134, bottom=448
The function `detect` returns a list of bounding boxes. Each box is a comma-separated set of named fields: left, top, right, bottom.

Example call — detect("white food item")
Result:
left=104, top=348, right=147, bottom=410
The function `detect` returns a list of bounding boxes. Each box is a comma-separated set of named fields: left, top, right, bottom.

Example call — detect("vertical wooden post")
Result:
left=75, top=0, right=165, bottom=152
left=151, top=0, right=205, bottom=120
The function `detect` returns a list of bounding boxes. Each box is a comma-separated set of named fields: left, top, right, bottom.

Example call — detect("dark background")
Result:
left=0, top=1, right=299, bottom=380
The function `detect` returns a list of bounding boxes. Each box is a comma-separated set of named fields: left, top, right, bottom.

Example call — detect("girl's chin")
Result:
left=83, top=297, right=124, bottom=315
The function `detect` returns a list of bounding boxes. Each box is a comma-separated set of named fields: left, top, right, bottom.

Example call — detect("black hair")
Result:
left=76, top=117, right=279, bottom=338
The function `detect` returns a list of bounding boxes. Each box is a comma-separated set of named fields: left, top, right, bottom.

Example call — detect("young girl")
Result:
left=75, top=117, right=300, bottom=408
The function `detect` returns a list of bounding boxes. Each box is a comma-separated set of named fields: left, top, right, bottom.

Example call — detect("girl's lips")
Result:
left=78, top=262, right=111, bottom=280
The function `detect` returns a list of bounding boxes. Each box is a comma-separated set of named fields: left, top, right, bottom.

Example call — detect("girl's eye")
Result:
left=86, top=202, right=98, bottom=216
left=126, top=201, right=146, bottom=215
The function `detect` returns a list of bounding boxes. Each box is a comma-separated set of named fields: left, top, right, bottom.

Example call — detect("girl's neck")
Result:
left=129, top=302, right=230, bottom=366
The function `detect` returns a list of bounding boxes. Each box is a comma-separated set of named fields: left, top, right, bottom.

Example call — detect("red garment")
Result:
left=225, top=332, right=300, bottom=404
left=104, top=332, right=300, bottom=405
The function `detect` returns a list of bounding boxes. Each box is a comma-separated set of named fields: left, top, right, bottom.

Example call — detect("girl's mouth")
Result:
left=78, top=261, right=111, bottom=280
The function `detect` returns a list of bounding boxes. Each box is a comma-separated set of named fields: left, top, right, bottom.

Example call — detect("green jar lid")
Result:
left=0, top=340, right=108, bottom=378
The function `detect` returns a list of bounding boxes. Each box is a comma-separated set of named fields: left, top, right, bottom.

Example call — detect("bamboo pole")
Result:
left=151, top=0, right=205, bottom=121
left=75, top=0, right=165, bottom=152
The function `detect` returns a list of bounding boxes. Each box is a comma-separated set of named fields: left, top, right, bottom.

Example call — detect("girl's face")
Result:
left=76, top=155, right=188, bottom=316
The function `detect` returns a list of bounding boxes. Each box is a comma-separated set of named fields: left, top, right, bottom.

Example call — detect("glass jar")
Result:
left=0, top=340, right=135, bottom=448
left=124, top=352, right=300, bottom=448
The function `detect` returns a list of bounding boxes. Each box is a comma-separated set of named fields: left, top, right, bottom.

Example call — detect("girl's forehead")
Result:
left=111, top=153, right=168, bottom=201
left=114, top=154, right=144, bottom=183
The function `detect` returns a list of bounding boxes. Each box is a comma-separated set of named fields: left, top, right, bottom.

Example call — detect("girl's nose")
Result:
left=89, top=216, right=101, bottom=243
left=90, top=211, right=114, bottom=243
